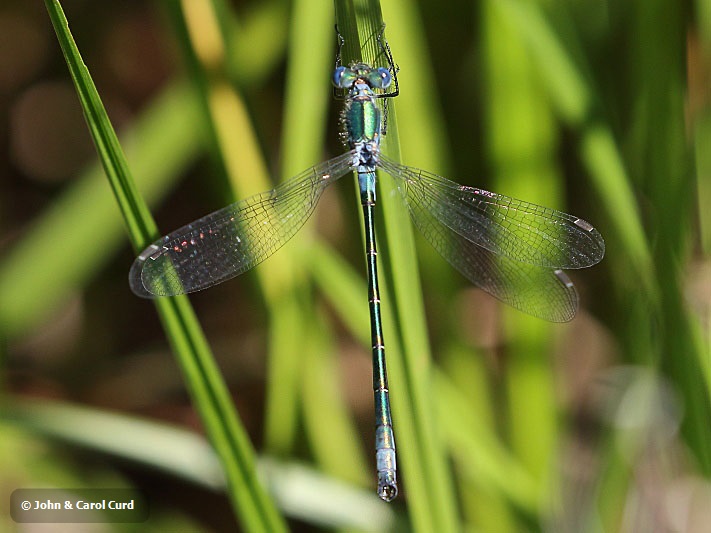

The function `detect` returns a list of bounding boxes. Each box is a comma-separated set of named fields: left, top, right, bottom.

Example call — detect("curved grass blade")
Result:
left=334, top=0, right=460, bottom=529
left=44, top=1, right=285, bottom=530
left=1, top=399, right=397, bottom=530
left=272, top=0, right=368, bottom=493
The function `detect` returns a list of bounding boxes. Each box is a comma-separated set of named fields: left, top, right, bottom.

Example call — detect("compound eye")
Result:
left=333, top=66, right=356, bottom=88
left=369, top=67, right=392, bottom=89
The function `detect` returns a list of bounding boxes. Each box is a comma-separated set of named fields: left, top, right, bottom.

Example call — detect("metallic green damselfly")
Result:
left=130, top=30, right=604, bottom=502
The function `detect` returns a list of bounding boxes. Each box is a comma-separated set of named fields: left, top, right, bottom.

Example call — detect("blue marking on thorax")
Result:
left=344, top=83, right=382, bottom=205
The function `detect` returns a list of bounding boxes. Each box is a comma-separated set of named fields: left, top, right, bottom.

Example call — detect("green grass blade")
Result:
left=499, top=0, right=655, bottom=293
left=433, top=369, right=538, bottom=511
left=44, top=3, right=155, bottom=247
left=168, top=0, right=306, bottom=459
left=0, top=4, right=289, bottom=340
left=43, top=1, right=285, bottom=530
left=171, top=0, right=369, bottom=506
left=307, top=240, right=372, bottom=347
left=166, top=0, right=306, bottom=468
left=300, top=307, right=371, bottom=489
left=263, top=0, right=333, bottom=462
left=482, top=4, right=564, bottom=527
left=334, top=1, right=460, bottom=530
left=277, top=0, right=372, bottom=490
left=1, top=398, right=397, bottom=529
left=627, top=0, right=711, bottom=473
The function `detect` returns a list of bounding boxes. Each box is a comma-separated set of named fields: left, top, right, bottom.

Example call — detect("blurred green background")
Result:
left=2, top=0, right=711, bottom=531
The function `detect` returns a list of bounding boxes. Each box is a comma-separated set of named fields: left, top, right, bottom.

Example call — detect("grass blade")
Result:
left=334, top=1, right=460, bottom=530
left=43, top=1, right=285, bottom=530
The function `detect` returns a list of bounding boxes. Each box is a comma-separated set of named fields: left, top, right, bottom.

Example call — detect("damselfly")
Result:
left=129, top=29, right=605, bottom=502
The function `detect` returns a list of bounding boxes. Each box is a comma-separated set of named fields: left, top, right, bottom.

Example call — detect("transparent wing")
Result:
left=407, top=207, right=578, bottom=321
left=377, top=156, right=598, bottom=321
left=129, top=151, right=356, bottom=297
left=378, top=156, right=605, bottom=269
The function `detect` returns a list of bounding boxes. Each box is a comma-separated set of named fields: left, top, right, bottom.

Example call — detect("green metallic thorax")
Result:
left=344, top=94, right=381, bottom=146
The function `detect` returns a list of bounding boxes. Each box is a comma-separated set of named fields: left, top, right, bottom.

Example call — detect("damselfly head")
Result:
left=332, top=64, right=392, bottom=90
